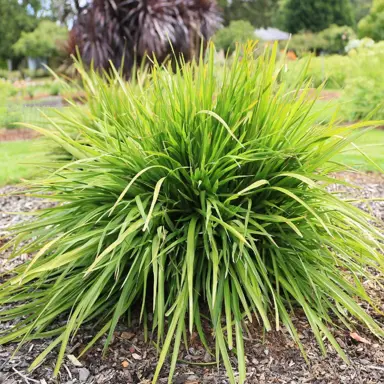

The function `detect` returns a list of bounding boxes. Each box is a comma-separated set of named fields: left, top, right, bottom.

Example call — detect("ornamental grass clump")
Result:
left=1, top=43, right=384, bottom=383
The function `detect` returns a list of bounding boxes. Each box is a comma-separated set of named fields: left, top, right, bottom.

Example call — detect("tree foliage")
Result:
left=70, top=0, right=221, bottom=76
left=218, top=0, right=280, bottom=27
left=0, top=0, right=37, bottom=60
left=279, top=0, right=355, bottom=33
left=358, top=0, right=384, bottom=40
left=13, top=20, right=68, bottom=59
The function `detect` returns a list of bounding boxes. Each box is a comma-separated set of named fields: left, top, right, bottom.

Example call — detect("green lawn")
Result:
left=0, top=140, right=49, bottom=186
left=335, top=129, right=384, bottom=172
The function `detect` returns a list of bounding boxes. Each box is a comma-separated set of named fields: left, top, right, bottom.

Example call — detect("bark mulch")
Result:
left=0, top=173, right=383, bottom=384
left=0, top=129, right=40, bottom=142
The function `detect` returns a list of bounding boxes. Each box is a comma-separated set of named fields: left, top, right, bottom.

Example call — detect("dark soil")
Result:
left=0, top=173, right=383, bottom=384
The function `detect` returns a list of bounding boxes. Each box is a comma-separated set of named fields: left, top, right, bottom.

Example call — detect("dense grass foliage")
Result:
left=1, top=43, right=384, bottom=383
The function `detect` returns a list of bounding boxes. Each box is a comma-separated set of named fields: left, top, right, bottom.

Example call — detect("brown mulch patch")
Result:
left=300, top=89, right=343, bottom=102
left=319, top=90, right=342, bottom=101
left=0, top=129, right=40, bottom=142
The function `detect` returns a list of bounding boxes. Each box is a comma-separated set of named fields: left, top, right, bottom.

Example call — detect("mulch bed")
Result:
left=0, top=129, right=40, bottom=142
left=0, top=173, right=383, bottom=384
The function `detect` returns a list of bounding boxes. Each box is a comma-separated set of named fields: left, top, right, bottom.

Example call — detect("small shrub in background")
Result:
left=318, top=24, right=356, bottom=54
left=0, top=69, right=22, bottom=81
left=26, top=86, right=35, bottom=99
left=284, top=55, right=352, bottom=88
left=0, top=80, right=21, bottom=129
left=214, top=20, right=256, bottom=53
left=49, top=81, right=62, bottom=96
left=1, top=43, right=384, bottom=384
left=341, top=44, right=384, bottom=120
left=289, top=32, right=326, bottom=56
left=345, top=37, right=375, bottom=53
left=290, top=25, right=355, bottom=57
left=23, top=68, right=48, bottom=79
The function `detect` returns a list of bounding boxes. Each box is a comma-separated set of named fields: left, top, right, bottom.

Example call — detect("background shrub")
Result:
left=341, top=45, right=384, bottom=120
left=214, top=20, right=256, bottom=53
left=284, top=55, right=352, bottom=88
left=317, top=24, right=356, bottom=54
left=358, top=0, right=384, bottom=41
left=289, top=32, right=327, bottom=56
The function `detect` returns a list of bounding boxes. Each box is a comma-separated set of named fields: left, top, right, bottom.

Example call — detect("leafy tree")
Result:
left=278, top=0, right=355, bottom=33
left=214, top=20, right=256, bottom=53
left=13, top=20, right=68, bottom=58
left=40, top=0, right=82, bottom=25
left=218, top=0, right=280, bottom=27
left=0, top=0, right=37, bottom=60
left=358, top=0, right=384, bottom=40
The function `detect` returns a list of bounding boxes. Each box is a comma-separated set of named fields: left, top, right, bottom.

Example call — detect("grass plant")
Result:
left=1, top=43, right=383, bottom=383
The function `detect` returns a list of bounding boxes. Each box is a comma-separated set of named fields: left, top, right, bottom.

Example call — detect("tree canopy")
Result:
left=278, top=0, right=355, bottom=33
left=218, top=0, right=279, bottom=27
left=13, top=20, right=68, bottom=59
left=358, top=0, right=384, bottom=40
left=0, top=0, right=38, bottom=60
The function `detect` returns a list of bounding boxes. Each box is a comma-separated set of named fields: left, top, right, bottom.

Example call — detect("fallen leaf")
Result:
left=121, top=331, right=135, bottom=340
left=67, top=354, right=83, bottom=367
left=350, top=332, right=371, bottom=344
left=132, top=353, right=142, bottom=360
left=121, top=360, right=129, bottom=368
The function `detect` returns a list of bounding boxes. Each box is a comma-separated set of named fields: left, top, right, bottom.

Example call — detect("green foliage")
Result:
left=23, top=68, right=48, bottom=79
left=279, top=0, right=355, bottom=33
left=13, top=20, right=68, bottom=59
left=351, top=0, right=374, bottom=22
left=214, top=21, right=256, bottom=53
left=289, top=26, right=355, bottom=56
left=284, top=55, right=352, bottom=88
left=342, top=44, right=384, bottom=120
left=0, top=80, right=19, bottom=128
left=0, top=0, right=38, bottom=60
left=218, top=0, right=280, bottom=27
left=358, top=0, right=384, bottom=40
left=49, top=81, right=62, bottom=96
left=318, top=25, right=356, bottom=53
left=1, top=44, right=384, bottom=384
left=0, top=69, right=22, bottom=81
left=289, top=32, right=327, bottom=55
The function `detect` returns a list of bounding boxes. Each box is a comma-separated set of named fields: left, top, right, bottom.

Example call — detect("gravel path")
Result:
left=0, top=173, right=384, bottom=384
